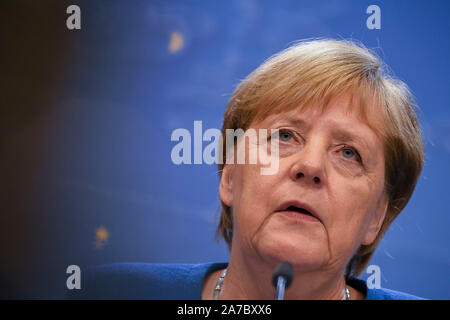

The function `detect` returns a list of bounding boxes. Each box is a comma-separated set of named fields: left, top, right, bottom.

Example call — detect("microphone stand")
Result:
left=275, top=276, right=288, bottom=300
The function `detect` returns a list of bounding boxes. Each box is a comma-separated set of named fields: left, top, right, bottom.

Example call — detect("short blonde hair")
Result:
left=216, top=39, right=425, bottom=277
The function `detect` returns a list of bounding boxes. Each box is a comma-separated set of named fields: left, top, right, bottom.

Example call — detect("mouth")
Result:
left=274, top=201, right=321, bottom=223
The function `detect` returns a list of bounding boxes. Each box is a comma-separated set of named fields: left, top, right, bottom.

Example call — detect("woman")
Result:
left=71, top=39, right=425, bottom=300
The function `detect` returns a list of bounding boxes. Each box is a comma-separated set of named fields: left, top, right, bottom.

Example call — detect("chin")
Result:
left=256, top=237, right=328, bottom=271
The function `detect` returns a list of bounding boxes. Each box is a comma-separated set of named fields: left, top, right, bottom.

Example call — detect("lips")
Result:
left=274, top=201, right=321, bottom=222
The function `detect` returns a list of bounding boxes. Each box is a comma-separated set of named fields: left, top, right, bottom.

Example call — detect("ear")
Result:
left=362, top=192, right=389, bottom=246
left=219, top=164, right=234, bottom=207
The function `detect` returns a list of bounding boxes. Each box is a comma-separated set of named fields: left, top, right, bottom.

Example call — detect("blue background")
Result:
left=1, top=0, right=449, bottom=299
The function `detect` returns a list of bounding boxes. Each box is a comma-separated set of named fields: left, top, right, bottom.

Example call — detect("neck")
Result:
left=219, top=246, right=348, bottom=300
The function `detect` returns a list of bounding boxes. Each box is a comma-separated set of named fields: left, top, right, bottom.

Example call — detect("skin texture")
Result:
left=203, top=92, right=389, bottom=300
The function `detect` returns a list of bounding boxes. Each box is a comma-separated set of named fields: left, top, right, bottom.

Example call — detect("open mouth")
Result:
left=284, top=205, right=313, bottom=216
left=275, top=202, right=320, bottom=223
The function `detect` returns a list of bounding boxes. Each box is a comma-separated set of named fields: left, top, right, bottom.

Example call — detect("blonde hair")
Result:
left=216, top=39, right=425, bottom=277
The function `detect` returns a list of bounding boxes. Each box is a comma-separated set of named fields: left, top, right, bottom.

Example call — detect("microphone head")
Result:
left=271, top=262, right=294, bottom=288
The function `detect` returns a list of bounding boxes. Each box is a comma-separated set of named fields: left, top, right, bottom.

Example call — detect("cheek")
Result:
left=326, top=175, right=382, bottom=250
left=231, top=165, right=276, bottom=242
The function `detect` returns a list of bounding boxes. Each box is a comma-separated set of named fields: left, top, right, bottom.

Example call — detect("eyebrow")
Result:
left=272, top=118, right=309, bottom=129
left=271, top=117, right=374, bottom=153
left=331, top=128, right=372, bottom=152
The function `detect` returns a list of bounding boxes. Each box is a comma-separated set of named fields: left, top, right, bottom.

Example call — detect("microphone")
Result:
left=271, top=262, right=294, bottom=300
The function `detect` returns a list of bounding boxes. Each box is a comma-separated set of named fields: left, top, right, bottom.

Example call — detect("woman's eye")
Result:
left=269, top=129, right=295, bottom=142
left=341, top=147, right=362, bottom=163
left=279, top=130, right=293, bottom=142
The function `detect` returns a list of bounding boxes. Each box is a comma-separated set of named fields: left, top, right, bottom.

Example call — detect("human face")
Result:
left=219, top=93, right=389, bottom=272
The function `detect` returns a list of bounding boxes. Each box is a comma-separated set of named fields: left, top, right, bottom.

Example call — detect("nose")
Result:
left=288, top=140, right=326, bottom=187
